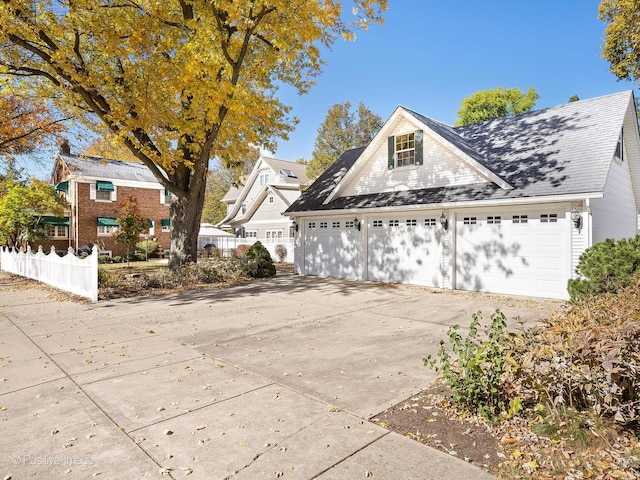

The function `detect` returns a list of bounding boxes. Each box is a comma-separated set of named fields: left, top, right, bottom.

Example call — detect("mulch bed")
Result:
left=372, top=384, right=502, bottom=471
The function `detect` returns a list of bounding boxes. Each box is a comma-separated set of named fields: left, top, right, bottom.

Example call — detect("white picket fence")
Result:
left=0, top=245, right=99, bottom=301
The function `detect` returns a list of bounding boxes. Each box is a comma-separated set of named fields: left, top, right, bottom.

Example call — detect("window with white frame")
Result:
left=540, top=213, right=558, bottom=223
left=308, top=222, right=316, bottom=229
left=268, top=195, right=274, bottom=204
left=389, top=219, right=399, bottom=227
left=92, top=181, right=115, bottom=202
left=245, top=230, right=257, bottom=238
left=332, top=221, right=340, bottom=228
left=345, top=220, right=355, bottom=228
left=259, top=173, right=270, bottom=186
left=372, top=220, right=383, bottom=227
left=96, top=190, right=112, bottom=201
left=163, top=189, right=175, bottom=204
left=161, top=219, right=171, bottom=232
left=425, top=218, right=436, bottom=226
left=512, top=215, right=528, bottom=224
left=406, top=219, right=417, bottom=226
left=98, top=225, right=119, bottom=235
left=46, top=225, right=68, bottom=239
left=463, top=217, right=477, bottom=225
left=265, top=230, right=283, bottom=243
left=395, top=133, right=415, bottom=167
left=320, top=221, right=328, bottom=228
left=487, top=216, right=501, bottom=224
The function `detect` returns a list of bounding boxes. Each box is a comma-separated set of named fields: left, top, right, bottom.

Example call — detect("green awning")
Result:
left=164, top=189, right=173, bottom=197
left=97, top=217, right=119, bottom=227
left=42, top=216, right=69, bottom=226
left=147, top=218, right=154, bottom=227
left=161, top=219, right=171, bottom=227
left=96, top=181, right=114, bottom=192
left=54, top=181, right=68, bottom=192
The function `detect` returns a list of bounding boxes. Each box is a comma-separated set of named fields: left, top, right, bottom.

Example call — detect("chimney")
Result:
left=59, top=139, right=71, bottom=155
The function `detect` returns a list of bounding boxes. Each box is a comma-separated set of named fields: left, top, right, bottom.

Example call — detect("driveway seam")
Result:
left=0, top=310, right=173, bottom=478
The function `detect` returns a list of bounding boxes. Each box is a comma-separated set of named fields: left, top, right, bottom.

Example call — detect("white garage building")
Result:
left=285, top=91, right=640, bottom=299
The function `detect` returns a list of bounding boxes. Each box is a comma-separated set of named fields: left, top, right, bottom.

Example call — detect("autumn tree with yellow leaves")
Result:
left=0, top=1, right=387, bottom=270
left=0, top=94, right=67, bottom=159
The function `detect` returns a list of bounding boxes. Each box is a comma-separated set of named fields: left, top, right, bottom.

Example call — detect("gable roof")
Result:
left=217, top=155, right=306, bottom=227
left=55, top=154, right=160, bottom=184
left=261, top=157, right=308, bottom=185
left=287, top=91, right=637, bottom=214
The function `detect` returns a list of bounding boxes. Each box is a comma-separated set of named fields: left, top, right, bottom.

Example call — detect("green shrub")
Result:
left=98, top=266, right=116, bottom=287
left=98, top=254, right=113, bottom=264
left=135, top=239, right=160, bottom=258
left=424, top=309, right=516, bottom=421
left=112, top=256, right=123, bottom=263
left=568, top=235, right=640, bottom=301
left=244, top=241, right=276, bottom=278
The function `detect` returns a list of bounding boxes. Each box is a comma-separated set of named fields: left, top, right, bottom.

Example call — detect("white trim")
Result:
left=70, top=175, right=164, bottom=190
left=323, top=106, right=513, bottom=205
left=285, top=192, right=604, bottom=218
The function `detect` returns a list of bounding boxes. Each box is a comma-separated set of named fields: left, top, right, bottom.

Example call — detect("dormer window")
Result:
left=280, top=169, right=297, bottom=178
left=388, top=130, right=423, bottom=169
left=615, top=131, right=624, bottom=162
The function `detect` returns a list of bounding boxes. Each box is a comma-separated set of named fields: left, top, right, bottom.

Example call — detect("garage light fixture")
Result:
left=571, top=207, right=582, bottom=230
left=439, top=212, right=449, bottom=231
left=293, top=221, right=299, bottom=232
left=353, top=218, right=361, bottom=231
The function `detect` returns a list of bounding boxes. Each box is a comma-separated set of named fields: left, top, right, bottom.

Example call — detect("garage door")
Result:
left=368, top=216, right=445, bottom=287
left=304, top=219, right=363, bottom=279
left=455, top=212, right=570, bottom=298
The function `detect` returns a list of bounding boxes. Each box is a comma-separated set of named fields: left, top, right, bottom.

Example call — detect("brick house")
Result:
left=45, top=148, right=172, bottom=257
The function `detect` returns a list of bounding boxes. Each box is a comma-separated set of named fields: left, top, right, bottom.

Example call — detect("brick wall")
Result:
left=75, top=183, right=171, bottom=257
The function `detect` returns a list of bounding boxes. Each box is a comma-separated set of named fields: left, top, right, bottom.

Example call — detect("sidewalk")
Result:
left=0, top=272, right=560, bottom=479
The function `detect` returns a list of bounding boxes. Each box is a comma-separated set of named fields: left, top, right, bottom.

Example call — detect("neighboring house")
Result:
left=285, top=91, right=640, bottom=300
left=46, top=148, right=172, bottom=257
left=217, top=156, right=308, bottom=262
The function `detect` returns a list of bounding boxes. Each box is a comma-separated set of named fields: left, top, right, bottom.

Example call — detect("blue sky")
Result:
left=272, top=0, right=636, bottom=162
left=20, top=0, right=637, bottom=179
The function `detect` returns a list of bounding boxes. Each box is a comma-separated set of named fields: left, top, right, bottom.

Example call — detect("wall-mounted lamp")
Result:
left=293, top=221, right=299, bottom=232
left=439, top=212, right=449, bottom=231
left=354, top=217, right=361, bottom=231
left=571, top=207, right=582, bottom=229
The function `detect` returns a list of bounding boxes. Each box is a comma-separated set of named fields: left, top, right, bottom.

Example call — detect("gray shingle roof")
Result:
left=261, top=156, right=308, bottom=185
left=286, top=91, right=632, bottom=214
left=60, top=154, right=161, bottom=184
left=286, top=147, right=365, bottom=213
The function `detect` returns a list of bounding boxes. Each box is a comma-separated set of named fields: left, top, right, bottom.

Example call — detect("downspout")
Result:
left=75, top=179, right=79, bottom=252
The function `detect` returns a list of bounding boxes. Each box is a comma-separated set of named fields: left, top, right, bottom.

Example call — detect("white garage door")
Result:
left=455, top=212, right=570, bottom=299
left=304, top=219, right=362, bottom=279
left=368, top=216, right=445, bottom=287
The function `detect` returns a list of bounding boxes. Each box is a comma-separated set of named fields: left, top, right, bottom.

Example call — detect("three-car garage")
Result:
left=299, top=206, right=572, bottom=299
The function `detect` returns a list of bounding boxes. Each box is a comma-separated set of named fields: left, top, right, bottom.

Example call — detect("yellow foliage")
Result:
left=0, top=0, right=387, bottom=265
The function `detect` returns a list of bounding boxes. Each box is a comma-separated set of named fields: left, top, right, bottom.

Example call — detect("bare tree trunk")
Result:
left=168, top=172, right=207, bottom=271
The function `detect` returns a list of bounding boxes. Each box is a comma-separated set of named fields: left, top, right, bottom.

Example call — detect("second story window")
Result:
left=259, top=173, right=270, bottom=186
left=388, top=130, right=423, bottom=170
left=91, top=181, right=115, bottom=202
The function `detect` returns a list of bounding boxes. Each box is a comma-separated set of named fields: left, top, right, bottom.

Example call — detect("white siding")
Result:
left=249, top=194, right=286, bottom=223
left=341, top=117, right=488, bottom=197
left=244, top=164, right=274, bottom=209
left=590, top=155, right=638, bottom=243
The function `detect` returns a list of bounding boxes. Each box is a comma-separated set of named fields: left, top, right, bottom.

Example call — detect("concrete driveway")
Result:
left=0, top=272, right=562, bottom=479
